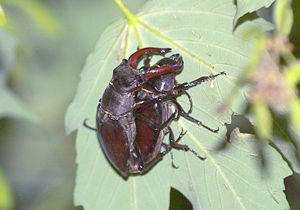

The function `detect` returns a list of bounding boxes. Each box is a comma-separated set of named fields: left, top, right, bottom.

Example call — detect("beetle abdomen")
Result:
left=96, top=109, right=136, bottom=177
left=135, top=104, right=162, bottom=161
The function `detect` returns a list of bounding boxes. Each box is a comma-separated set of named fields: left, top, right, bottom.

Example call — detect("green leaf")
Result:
left=233, top=0, right=274, bottom=27
left=66, top=0, right=291, bottom=209
left=0, top=3, right=6, bottom=26
left=252, top=102, right=272, bottom=141
left=0, top=169, right=14, bottom=209
left=285, top=62, right=300, bottom=131
left=0, top=28, right=39, bottom=122
left=4, top=0, right=61, bottom=36
left=0, top=28, right=18, bottom=86
left=290, top=98, right=300, bottom=132
left=284, top=62, right=300, bottom=88
left=0, top=88, right=39, bottom=122
left=274, top=0, right=293, bottom=36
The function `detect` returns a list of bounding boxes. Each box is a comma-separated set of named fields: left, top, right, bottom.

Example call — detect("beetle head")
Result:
left=156, top=53, right=183, bottom=69
left=112, top=59, right=143, bottom=93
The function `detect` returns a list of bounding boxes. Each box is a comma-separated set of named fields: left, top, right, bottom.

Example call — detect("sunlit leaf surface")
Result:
left=65, top=0, right=292, bottom=209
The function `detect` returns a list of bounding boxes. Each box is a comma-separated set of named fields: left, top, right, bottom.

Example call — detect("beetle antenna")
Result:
left=83, top=119, right=97, bottom=131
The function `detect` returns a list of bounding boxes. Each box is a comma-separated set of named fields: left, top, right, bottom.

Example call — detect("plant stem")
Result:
left=113, top=0, right=144, bottom=48
left=113, top=0, right=137, bottom=24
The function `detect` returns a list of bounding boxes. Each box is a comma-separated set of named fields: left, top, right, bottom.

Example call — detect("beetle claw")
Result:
left=172, top=162, right=179, bottom=169
left=179, top=129, right=187, bottom=137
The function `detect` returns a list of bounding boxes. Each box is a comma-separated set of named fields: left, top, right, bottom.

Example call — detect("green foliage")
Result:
left=284, top=62, right=300, bottom=131
left=274, top=0, right=293, bottom=36
left=0, top=0, right=147, bottom=209
left=223, top=0, right=300, bottom=174
left=0, top=28, right=38, bottom=122
left=0, top=169, right=14, bottom=210
left=284, top=62, right=300, bottom=89
left=2, top=0, right=61, bottom=36
left=0, top=88, right=39, bottom=122
left=0, top=28, right=18, bottom=85
left=252, top=102, right=272, bottom=141
left=237, top=0, right=299, bottom=173
left=66, top=0, right=294, bottom=209
left=0, top=3, right=6, bottom=26
left=290, top=98, right=300, bottom=131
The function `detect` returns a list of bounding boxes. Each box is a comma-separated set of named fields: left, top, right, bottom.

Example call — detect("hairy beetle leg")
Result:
left=169, top=127, right=206, bottom=160
left=181, top=90, right=193, bottom=115
left=181, top=112, right=219, bottom=133
left=161, top=143, right=178, bottom=168
left=172, top=99, right=219, bottom=133
left=175, top=72, right=226, bottom=91
left=170, top=149, right=178, bottom=169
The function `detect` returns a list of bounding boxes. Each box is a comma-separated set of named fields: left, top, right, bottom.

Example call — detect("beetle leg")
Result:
left=171, top=99, right=219, bottom=133
left=128, top=47, right=171, bottom=69
left=181, top=90, right=193, bottom=115
left=168, top=92, right=193, bottom=121
left=158, top=110, right=178, bottom=131
left=169, top=149, right=178, bottom=168
left=174, top=72, right=226, bottom=91
left=168, top=127, right=206, bottom=160
left=83, top=119, right=97, bottom=131
left=162, top=142, right=178, bottom=169
left=181, top=111, right=219, bottom=133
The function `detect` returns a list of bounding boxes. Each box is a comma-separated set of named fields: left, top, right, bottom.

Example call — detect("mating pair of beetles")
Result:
left=84, top=47, right=226, bottom=178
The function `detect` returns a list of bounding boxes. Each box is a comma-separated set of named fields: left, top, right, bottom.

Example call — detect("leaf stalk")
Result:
left=113, top=0, right=137, bottom=25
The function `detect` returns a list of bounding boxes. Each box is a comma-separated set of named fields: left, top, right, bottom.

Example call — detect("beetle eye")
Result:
left=138, top=165, right=144, bottom=171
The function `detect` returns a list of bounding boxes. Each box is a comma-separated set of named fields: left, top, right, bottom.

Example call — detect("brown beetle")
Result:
left=85, top=48, right=181, bottom=177
left=84, top=48, right=225, bottom=177
left=130, top=51, right=186, bottom=170
left=130, top=49, right=225, bottom=169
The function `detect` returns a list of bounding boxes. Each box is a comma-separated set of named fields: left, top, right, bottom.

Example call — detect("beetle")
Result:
left=129, top=48, right=225, bottom=168
left=84, top=48, right=226, bottom=177
left=129, top=51, right=188, bottom=170
left=84, top=48, right=183, bottom=177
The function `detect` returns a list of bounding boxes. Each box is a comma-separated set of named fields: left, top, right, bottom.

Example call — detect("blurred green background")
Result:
left=0, top=0, right=149, bottom=209
left=0, top=0, right=299, bottom=209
